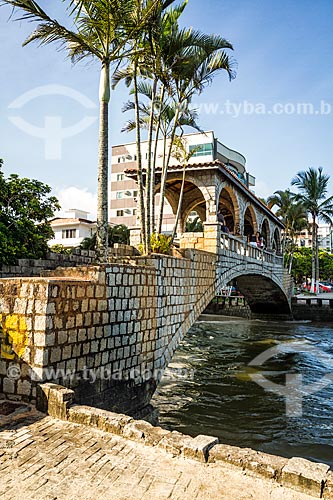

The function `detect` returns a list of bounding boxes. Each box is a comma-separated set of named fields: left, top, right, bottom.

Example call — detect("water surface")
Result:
left=152, top=318, right=333, bottom=466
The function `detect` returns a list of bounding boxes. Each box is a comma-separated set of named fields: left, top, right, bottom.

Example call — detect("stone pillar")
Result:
left=201, top=183, right=218, bottom=224
left=129, top=227, right=141, bottom=249
left=203, top=222, right=221, bottom=254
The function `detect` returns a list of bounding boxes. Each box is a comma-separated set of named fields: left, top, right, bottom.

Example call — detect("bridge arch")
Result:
left=156, top=177, right=207, bottom=233
left=272, top=228, right=282, bottom=253
left=261, top=218, right=271, bottom=248
left=218, top=185, right=240, bottom=234
left=243, top=205, right=258, bottom=238
left=216, top=262, right=291, bottom=317
left=183, top=204, right=206, bottom=229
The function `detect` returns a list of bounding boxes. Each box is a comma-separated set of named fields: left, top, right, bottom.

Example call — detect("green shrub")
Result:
left=49, top=244, right=72, bottom=255
left=139, top=233, right=171, bottom=255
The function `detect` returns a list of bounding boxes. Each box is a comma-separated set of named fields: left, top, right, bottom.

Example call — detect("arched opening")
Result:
left=272, top=228, right=282, bottom=253
left=218, top=187, right=238, bottom=233
left=261, top=219, right=270, bottom=248
left=244, top=206, right=257, bottom=240
left=237, top=274, right=290, bottom=315
left=162, top=179, right=206, bottom=235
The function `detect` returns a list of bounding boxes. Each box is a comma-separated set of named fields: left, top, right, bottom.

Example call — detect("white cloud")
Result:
left=254, top=180, right=274, bottom=200
left=54, top=186, right=97, bottom=219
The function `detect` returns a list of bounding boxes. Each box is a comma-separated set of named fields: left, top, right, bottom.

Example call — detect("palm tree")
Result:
left=268, top=189, right=310, bottom=272
left=267, top=189, right=299, bottom=249
left=114, top=4, right=235, bottom=252
left=156, top=32, right=235, bottom=235
left=267, top=189, right=296, bottom=220
left=292, top=167, right=333, bottom=293
left=0, top=0, right=164, bottom=261
left=284, top=201, right=308, bottom=273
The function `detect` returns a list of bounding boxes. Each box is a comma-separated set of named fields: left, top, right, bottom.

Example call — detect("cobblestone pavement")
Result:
left=0, top=413, right=316, bottom=500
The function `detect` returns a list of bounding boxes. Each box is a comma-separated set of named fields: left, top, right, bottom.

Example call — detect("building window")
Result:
left=116, top=191, right=124, bottom=199
left=133, top=209, right=137, bottom=216
left=116, top=210, right=124, bottom=217
left=133, top=190, right=138, bottom=197
left=189, top=143, right=213, bottom=157
left=134, top=155, right=137, bottom=161
left=116, top=174, right=124, bottom=181
left=117, top=158, right=121, bottom=163
left=62, top=229, right=76, bottom=239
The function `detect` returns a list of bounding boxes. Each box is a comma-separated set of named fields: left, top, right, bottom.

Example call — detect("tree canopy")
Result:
left=0, top=159, right=60, bottom=265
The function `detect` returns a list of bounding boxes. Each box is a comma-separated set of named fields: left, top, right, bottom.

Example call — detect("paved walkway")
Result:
left=0, top=412, right=316, bottom=500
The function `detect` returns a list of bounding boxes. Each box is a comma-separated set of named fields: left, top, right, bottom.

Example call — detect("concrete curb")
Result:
left=37, top=382, right=333, bottom=499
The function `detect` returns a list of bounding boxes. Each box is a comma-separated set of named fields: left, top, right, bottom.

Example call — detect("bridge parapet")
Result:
left=220, top=232, right=283, bottom=266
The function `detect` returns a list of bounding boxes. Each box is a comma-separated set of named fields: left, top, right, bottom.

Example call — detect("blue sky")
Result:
left=1, top=0, right=332, bottom=216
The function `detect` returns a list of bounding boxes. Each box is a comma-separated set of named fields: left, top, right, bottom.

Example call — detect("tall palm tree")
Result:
left=284, top=201, right=308, bottom=273
left=1, top=0, right=163, bottom=261
left=292, top=167, right=333, bottom=293
left=114, top=4, right=234, bottom=253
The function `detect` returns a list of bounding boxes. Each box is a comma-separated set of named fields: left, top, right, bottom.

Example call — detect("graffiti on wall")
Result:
left=0, top=314, right=28, bottom=360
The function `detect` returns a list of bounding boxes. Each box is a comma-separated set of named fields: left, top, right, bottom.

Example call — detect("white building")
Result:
left=297, top=223, right=333, bottom=252
left=110, top=131, right=256, bottom=231
left=49, top=209, right=96, bottom=248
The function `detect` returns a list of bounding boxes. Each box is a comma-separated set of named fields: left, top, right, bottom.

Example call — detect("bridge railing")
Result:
left=220, top=233, right=283, bottom=265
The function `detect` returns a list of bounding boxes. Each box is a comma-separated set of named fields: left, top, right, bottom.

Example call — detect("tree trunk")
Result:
left=310, top=216, right=316, bottom=293
left=133, top=64, right=146, bottom=253
left=170, top=161, right=186, bottom=244
left=145, top=78, right=157, bottom=253
left=157, top=106, right=180, bottom=234
left=96, top=62, right=110, bottom=263
left=151, top=84, right=165, bottom=235
left=315, top=222, right=320, bottom=293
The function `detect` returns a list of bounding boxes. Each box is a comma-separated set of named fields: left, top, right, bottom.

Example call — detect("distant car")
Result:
left=319, top=282, right=333, bottom=292
left=303, top=282, right=333, bottom=293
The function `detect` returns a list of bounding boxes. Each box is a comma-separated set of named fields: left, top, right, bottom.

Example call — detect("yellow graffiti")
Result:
left=0, top=314, right=28, bottom=360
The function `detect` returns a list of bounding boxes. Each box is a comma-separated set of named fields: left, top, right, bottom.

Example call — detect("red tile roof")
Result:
left=50, top=218, right=96, bottom=225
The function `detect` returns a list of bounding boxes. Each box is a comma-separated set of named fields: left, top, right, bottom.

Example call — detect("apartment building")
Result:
left=110, top=131, right=256, bottom=231
left=297, top=223, right=333, bottom=252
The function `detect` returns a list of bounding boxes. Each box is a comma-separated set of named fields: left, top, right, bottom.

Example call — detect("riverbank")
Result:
left=203, top=293, right=333, bottom=322
left=292, top=294, right=333, bottom=321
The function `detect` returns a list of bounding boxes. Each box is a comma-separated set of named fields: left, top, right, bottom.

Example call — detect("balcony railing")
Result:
left=220, top=233, right=283, bottom=265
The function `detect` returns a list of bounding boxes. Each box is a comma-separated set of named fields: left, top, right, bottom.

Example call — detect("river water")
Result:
left=151, top=317, right=333, bottom=466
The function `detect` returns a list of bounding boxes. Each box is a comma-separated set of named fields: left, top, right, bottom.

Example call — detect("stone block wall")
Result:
left=0, top=250, right=217, bottom=414
left=0, top=249, right=96, bottom=278
left=0, top=246, right=139, bottom=279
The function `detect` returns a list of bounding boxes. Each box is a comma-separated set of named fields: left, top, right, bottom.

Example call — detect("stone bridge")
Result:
left=0, top=228, right=293, bottom=417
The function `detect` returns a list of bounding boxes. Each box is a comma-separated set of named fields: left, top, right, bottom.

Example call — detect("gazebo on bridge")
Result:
left=126, top=159, right=284, bottom=254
